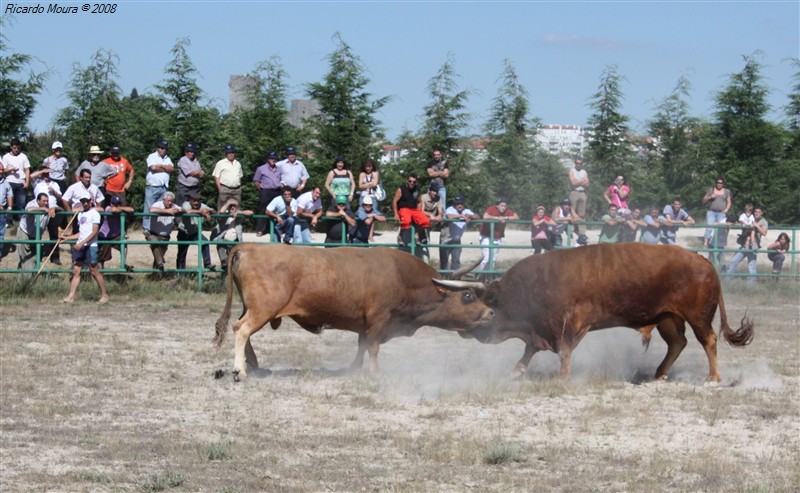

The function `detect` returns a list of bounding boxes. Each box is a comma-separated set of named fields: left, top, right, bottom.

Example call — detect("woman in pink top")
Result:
left=604, top=175, right=631, bottom=216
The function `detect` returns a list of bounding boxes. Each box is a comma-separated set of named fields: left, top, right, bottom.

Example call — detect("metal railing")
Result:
left=1, top=210, right=797, bottom=290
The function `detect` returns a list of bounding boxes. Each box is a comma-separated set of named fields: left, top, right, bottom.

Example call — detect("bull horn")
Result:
left=452, top=257, right=483, bottom=280
left=433, top=278, right=485, bottom=292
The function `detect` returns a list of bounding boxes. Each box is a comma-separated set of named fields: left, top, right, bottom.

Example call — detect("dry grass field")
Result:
left=1, top=271, right=798, bottom=493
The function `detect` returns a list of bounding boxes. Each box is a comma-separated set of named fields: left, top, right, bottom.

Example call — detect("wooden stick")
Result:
left=30, top=209, right=80, bottom=283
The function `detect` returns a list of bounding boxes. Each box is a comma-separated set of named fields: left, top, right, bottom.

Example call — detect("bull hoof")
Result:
left=233, top=370, right=246, bottom=382
left=213, top=369, right=225, bottom=379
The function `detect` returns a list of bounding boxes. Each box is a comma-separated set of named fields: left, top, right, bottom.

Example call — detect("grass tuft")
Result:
left=139, top=470, right=185, bottom=492
left=482, top=442, right=522, bottom=465
left=204, top=439, right=233, bottom=461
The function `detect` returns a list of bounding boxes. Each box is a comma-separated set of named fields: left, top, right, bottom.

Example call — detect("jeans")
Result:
left=176, top=230, right=212, bottom=269
left=143, top=186, right=167, bottom=232
left=479, top=236, right=503, bottom=270
left=272, top=217, right=295, bottom=243
left=0, top=213, right=7, bottom=258
left=440, top=238, right=462, bottom=271
left=705, top=211, right=727, bottom=241
left=727, top=249, right=757, bottom=283
left=9, top=182, right=27, bottom=217
left=293, top=221, right=313, bottom=244
left=768, top=251, right=785, bottom=273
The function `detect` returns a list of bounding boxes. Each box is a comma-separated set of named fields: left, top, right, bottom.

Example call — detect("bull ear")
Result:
left=452, top=258, right=483, bottom=280
left=432, top=278, right=486, bottom=295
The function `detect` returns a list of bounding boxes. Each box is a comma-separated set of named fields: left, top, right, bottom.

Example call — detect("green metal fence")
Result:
left=1, top=210, right=797, bottom=290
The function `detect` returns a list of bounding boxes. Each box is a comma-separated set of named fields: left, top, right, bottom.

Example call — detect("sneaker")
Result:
left=283, top=237, right=292, bottom=245
left=256, top=232, right=264, bottom=237
left=156, top=263, right=165, bottom=272
left=125, top=265, right=135, bottom=273
left=206, top=264, right=217, bottom=272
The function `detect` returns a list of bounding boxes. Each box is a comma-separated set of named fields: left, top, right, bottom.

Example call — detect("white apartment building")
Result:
left=534, top=124, right=587, bottom=157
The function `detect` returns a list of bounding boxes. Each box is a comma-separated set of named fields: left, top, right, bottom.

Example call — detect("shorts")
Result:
left=72, top=244, right=99, bottom=265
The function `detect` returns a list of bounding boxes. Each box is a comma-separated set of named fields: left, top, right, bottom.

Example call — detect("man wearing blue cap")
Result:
left=176, top=143, right=204, bottom=206
left=213, top=144, right=243, bottom=210
left=143, top=139, right=174, bottom=232
left=253, top=151, right=283, bottom=237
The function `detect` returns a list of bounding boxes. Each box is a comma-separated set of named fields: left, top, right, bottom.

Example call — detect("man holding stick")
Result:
left=61, top=196, right=108, bottom=304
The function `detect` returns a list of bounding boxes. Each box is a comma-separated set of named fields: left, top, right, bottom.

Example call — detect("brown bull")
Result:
left=214, top=244, right=494, bottom=381
left=440, top=243, right=753, bottom=382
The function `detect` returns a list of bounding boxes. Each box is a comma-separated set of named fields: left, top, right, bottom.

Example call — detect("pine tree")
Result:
left=304, top=33, right=390, bottom=185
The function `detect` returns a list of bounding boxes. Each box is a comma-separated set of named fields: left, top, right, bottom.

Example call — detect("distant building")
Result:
left=534, top=124, right=587, bottom=157
left=228, top=75, right=258, bottom=112
left=380, top=145, right=408, bottom=165
left=288, top=99, right=321, bottom=129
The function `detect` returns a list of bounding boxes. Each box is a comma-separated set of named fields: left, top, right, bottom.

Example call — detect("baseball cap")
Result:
left=224, top=144, right=236, bottom=153
left=336, top=195, right=348, bottom=205
left=285, top=146, right=297, bottom=155
left=157, top=139, right=169, bottom=149
left=79, top=196, right=92, bottom=203
left=187, top=190, right=201, bottom=200
left=454, top=195, right=465, bottom=204
left=266, top=151, right=278, bottom=159
left=362, top=196, right=373, bottom=205
left=429, top=182, right=440, bottom=192
left=185, top=143, right=197, bottom=153
left=51, top=141, right=63, bottom=150
left=561, top=197, right=571, bottom=205
left=109, top=146, right=121, bottom=155
left=110, top=196, right=122, bottom=205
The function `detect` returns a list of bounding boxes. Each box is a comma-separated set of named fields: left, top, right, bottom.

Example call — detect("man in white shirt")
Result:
left=277, top=146, right=309, bottom=198
left=265, top=187, right=297, bottom=244
left=293, top=186, right=323, bottom=244
left=2, top=138, right=31, bottom=220
left=17, top=192, right=55, bottom=271
left=61, top=196, right=108, bottom=304
left=143, top=139, right=174, bottom=232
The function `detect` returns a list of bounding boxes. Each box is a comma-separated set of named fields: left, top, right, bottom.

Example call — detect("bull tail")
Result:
left=214, top=248, right=239, bottom=348
left=718, top=291, right=754, bottom=346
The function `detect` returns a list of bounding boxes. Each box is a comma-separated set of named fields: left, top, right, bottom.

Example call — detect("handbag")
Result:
left=374, top=183, right=386, bottom=201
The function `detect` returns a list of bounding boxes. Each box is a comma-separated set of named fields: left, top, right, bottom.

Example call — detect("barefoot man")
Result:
left=61, top=196, right=108, bottom=304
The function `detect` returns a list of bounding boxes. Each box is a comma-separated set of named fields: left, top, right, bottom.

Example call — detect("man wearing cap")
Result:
left=253, top=151, right=283, bottom=237
left=325, top=194, right=356, bottom=246
left=442, top=195, right=478, bottom=271
left=568, top=157, right=589, bottom=237
left=264, top=186, right=297, bottom=244
left=293, top=186, right=323, bottom=244
left=1, top=138, right=31, bottom=219
left=143, top=139, right=174, bottom=233
left=176, top=143, right=204, bottom=206
left=102, top=146, right=134, bottom=206
left=351, top=195, right=386, bottom=244
left=97, top=195, right=134, bottom=270
left=277, top=146, right=309, bottom=198
left=176, top=190, right=216, bottom=272
left=60, top=195, right=108, bottom=304
left=16, top=192, right=55, bottom=271
left=213, top=144, right=243, bottom=211
left=75, top=145, right=118, bottom=193
left=41, top=141, right=70, bottom=195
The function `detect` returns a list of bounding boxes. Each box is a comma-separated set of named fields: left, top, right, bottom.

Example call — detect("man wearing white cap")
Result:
left=41, top=141, right=70, bottom=193
left=352, top=195, right=385, bottom=244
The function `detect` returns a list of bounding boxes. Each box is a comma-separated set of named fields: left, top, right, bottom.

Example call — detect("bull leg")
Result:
left=245, top=339, right=259, bottom=370
left=349, top=333, right=368, bottom=371
left=557, top=346, right=574, bottom=379
left=654, top=316, right=688, bottom=381
left=367, top=339, right=381, bottom=375
left=232, top=313, right=268, bottom=382
left=512, top=343, right=541, bottom=378
left=687, top=319, right=721, bottom=383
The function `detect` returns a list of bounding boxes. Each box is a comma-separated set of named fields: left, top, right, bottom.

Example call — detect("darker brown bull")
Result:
left=214, top=244, right=494, bottom=381
left=442, top=243, right=753, bottom=382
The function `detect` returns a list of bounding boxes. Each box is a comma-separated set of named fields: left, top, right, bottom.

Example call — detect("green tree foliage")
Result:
left=710, top=54, right=798, bottom=223
left=0, top=19, right=47, bottom=141
left=390, top=55, right=473, bottom=205
left=479, top=59, right=562, bottom=217
left=642, top=75, right=707, bottom=211
left=54, top=50, right=126, bottom=161
left=305, top=33, right=390, bottom=186
left=586, top=64, right=634, bottom=218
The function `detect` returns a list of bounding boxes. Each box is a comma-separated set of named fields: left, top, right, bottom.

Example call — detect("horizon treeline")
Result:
left=3, top=33, right=798, bottom=223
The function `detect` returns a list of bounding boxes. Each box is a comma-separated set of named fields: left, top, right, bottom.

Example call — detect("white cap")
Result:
left=52, top=141, right=63, bottom=150
left=362, top=196, right=373, bottom=205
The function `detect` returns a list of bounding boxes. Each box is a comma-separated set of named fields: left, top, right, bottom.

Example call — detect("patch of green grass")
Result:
left=75, top=470, right=110, bottom=484
left=204, top=439, right=232, bottom=461
left=139, top=470, right=185, bottom=492
left=482, top=442, right=522, bottom=465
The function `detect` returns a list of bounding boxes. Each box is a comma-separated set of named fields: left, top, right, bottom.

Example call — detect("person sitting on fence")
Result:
left=294, top=186, right=323, bottom=244
left=324, top=195, right=356, bottom=247
left=550, top=198, right=583, bottom=247
left=530, top=204, right=556, bottom=254
left=17, top=192, right=54, bottom=271
left=264, top=186, right=297, bottom=244
left=659, top=198, right=695, bottom=245
left=97, top=195, right=134, bottom=270
left=766, top=232, right=791, bottom=278
left=212, top=198, right=253, bottom=272
left=351, top=196, right=386, bottom=244
left=146, top=191, right=183, bottom=273
left=392, top=174, right=430, bottom=249
left=177, top=190, right=216, bottom=272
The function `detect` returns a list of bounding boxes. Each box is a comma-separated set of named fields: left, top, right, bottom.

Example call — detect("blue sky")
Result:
left=3, top=1, right=798, bottom=140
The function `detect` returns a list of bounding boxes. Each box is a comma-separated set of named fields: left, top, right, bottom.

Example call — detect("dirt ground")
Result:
left=1, top=274, right=798, bottom=491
